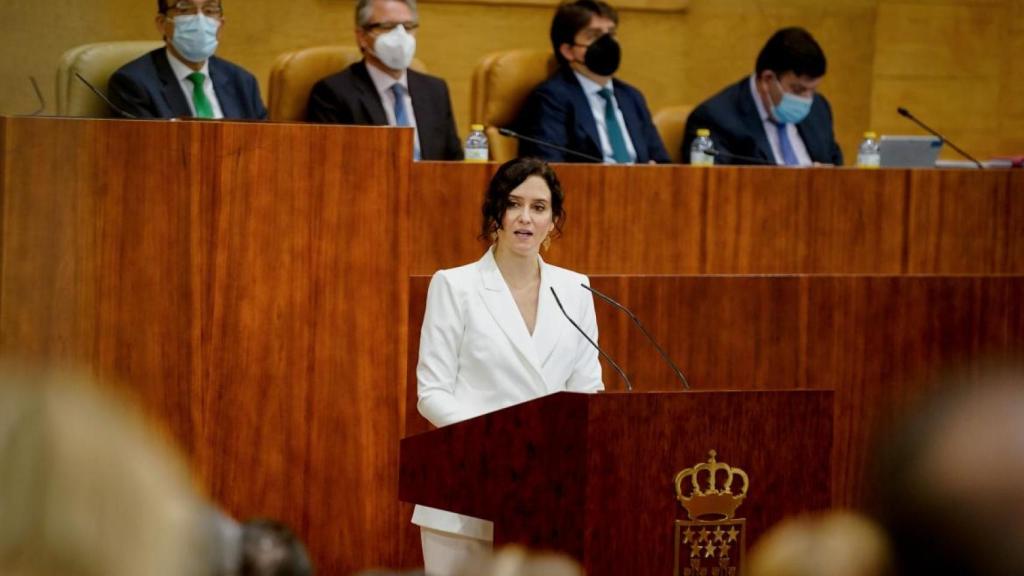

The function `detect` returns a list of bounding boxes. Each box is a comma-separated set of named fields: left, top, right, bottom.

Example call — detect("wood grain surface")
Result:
left=0, top=116, right=413, bottom=575
left=411, top=163, right=1023, bottom=276
left=400, top=390, right=833, bottom=576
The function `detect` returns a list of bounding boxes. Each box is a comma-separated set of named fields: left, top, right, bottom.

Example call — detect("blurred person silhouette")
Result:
left=238, top=518, right=314, bottom=576
left=747, top=510, right=891, bottom=576
left=453, top=545, right=583, bottom=576
left=0, top=365, right=208, bottom=576
left=870, top=362, right=1024, bottom=576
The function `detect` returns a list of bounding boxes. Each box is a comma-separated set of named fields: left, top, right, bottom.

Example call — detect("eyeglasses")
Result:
left=168, top=1, right=224, bottom=17
left=362, top=21, right=419, bottom=32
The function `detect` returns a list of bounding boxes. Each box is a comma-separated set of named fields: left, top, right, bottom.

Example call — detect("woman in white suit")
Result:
left=413, top=157, right=604, bottom=575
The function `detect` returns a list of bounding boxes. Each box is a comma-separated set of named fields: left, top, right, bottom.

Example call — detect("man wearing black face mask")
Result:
left=515, top=0, right=669, bottom=164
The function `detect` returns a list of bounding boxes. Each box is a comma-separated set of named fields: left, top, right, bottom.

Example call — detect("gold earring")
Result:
left=542, top=235, right=552, bottom=251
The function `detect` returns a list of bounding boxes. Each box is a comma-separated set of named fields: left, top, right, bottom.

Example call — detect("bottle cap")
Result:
left=697, top=128, right=710, bottom=137
left=864, top=131, right=877, bottom=139
left=471, top=124, right=485, bottom=131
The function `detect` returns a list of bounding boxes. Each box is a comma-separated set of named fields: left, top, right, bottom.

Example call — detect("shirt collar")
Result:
left=365, top=60, right=409, bottom=94
left=749, top=73, right=773, bottom=123
left=166, top=48, right=211, bottom=82
left=573, top=70, right=613, bottom=96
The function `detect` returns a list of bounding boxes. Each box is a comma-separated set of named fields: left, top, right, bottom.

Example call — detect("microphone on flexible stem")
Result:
left=580, top=283, right=690, bottom=390
left=497, top=127, right=604, bottom=163
left=74, top=72, right=138, bottom=119
left=550, top=287, right=632, bottom=392
left=896, top=107, right=983, bottom=169
left=704, top=147, right=777, bottom=166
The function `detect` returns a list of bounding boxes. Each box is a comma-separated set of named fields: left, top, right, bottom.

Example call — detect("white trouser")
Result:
left=420, top=526, right=493, bottom=576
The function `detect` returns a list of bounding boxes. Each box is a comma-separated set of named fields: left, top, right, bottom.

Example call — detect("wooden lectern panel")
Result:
left=400, top=390, right=833, bottom=576
left=0, top=117, right=413, bottom=575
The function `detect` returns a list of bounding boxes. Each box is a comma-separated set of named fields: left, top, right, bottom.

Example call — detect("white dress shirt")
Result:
left=748, top=74, right=812, bottom=166
left=365, top=62, right=422, bottom=155
left=573, top=71, right=638, bottom=164
left=166, top=49, right=224, bottom=119
left=412, top=248, right=604, bottom=540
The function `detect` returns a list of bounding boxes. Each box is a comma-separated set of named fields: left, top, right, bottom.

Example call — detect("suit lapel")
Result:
left=738, top=78, right=775, bottom=162
left=408, top=71, right=433, bottom=159
left=476, top=251, right=546, bottom=385
left=533, top=257, right=566, bottom=368
left=796, top=110, right=825, bottom=163
left=353, top=61, right=389, bottom=125
left=154, top=50, right=194, bottom=118
left=209, top=57, right=240, bottom=118
left=563, top=69, right=602, bottom=154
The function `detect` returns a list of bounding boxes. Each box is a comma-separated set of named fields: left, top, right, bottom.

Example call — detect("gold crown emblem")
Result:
left=674, top=450, right=749, bottom=520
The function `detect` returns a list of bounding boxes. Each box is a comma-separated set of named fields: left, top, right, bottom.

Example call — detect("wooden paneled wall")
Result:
left=0, top=117, right=413, bottom=575
left=2, top=0, right=1021, bottom=160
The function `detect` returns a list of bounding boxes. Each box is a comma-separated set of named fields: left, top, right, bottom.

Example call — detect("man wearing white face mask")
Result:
left=108, top=0, right=267, bottom=120
left=306, top=0, right=463, bottom=161
left=682, top=27, right=842, bottom=166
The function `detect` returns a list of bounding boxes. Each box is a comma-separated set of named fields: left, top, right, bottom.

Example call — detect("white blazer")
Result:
left=412, top=248, right=604, bottom=539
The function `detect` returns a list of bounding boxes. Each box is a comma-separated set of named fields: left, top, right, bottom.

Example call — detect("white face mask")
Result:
left=372, top=25, right=416, bottom=71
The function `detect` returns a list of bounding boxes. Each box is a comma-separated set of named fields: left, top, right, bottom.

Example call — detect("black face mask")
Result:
left=583, top=33, right=621, bottom=77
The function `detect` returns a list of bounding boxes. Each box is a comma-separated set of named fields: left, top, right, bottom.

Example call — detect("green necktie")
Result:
left=187, top=72, right=214, bottom=119
left=598, top=87, right=630, bottom=164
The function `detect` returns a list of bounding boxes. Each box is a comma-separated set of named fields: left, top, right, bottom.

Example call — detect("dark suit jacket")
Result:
left=306, top=61, right=463, bottom=161
left=108, top=49, right=267, bottom=120
left=682, top=77, right=842, bottom=165
left=514, top=66, right=670, bottom=164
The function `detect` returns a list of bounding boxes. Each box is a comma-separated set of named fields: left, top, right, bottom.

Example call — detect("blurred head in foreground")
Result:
left=0, top=366, right=206, bottom=576
left=454, top=545, right=583, bottom=576
left=747, top=510, right=891, bottom=576
left=239, top=519, right=314, bottom=576
left=871, top=362, right=1024, bottom=576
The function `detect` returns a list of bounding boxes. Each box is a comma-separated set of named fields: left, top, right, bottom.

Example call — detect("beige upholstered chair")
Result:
left=470, top=50, right=557, bottom=163
left=56, top=41, right=163, bottom=117
left=653, top=104, right=694, bottom=164
left=267, top=46, right=426, bottom=122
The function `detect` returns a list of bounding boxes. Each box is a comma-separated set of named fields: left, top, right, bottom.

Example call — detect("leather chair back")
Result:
left=268, top=45, right=426, bottom=122
left=470, top=50, right=556, bottom=163
left=653, top=104, right=694, bottom=164
left=57, top=41, right=163, bottom=116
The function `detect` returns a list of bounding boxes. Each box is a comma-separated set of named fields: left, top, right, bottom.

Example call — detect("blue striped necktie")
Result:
left=774, top=121, right=799, bottom=166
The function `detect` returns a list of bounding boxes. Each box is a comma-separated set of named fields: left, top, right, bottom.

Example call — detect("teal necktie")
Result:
left=598, top=87, right=630, bottom=164
left=187, top=72, right=214, bottom=119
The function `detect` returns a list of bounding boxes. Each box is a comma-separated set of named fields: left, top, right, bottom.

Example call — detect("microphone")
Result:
left=28, top=76, right=45, bottom=116
left=497, top=127, right=604, bottom=163
left=550, top=287, right=632, bottom=392
left=704, top=147, right=777, bottom=166
left=74, top=72, right=138, bottom=119
left=580, top=283, right=690, bottom=390
left=897, top=107, right=983, bottom=169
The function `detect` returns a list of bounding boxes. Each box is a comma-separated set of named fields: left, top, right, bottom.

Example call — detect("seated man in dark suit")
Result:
left=514, top=0, right=669, bottom=164
left=306, top=0, right=463, bottom=161
left=682, top=27, right=842, bottom=166
left=108, top=0, right=267, bottom=120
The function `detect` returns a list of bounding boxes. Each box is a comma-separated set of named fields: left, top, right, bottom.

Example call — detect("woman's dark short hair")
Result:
left=755, top=27, right=827, bottom=79
left=480, top=157, right=565, bottom=243
left=550, top=0, right=619, bottom=66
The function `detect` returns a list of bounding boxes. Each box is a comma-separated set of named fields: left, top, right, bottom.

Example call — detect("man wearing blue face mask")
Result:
left=682, top=27, right=843, bottom=166
left=108, top=0, right=267, bottom=120
left=306, top=0, right=463, bottom=161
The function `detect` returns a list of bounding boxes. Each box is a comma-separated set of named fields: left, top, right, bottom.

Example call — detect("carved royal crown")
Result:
left=674, top=450, right=749, bottom=521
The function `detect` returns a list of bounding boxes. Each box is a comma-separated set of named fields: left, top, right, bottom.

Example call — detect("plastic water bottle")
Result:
left=857, top=131, right=881, bottom=168
left=690, top=128, right=714, bottom=166
left=464, top=124, right=489, bottom=162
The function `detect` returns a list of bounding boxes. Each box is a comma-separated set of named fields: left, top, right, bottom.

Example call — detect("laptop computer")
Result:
left=879, top=135, right=943, bottom=168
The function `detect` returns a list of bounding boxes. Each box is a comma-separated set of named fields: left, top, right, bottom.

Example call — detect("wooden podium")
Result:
left=400, top=390, right=833, bottom=575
